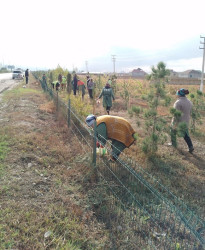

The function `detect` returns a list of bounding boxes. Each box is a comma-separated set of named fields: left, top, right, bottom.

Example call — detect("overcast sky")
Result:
left=1, top=0, right=204, bottom=73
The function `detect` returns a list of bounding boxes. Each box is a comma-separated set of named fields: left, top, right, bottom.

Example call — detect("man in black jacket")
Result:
left=73, top=74, right=78, bottom=95
left=25, top=69, right=29, bottom=84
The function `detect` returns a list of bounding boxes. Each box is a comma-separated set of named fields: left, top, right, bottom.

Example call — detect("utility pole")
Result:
left=85, top=60, right=88, bottom=73
left=111, top=55, right=116, bottom=74
left=200, top=36, right=205, bottom=92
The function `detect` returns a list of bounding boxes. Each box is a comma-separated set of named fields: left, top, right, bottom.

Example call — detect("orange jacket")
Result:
left=77, top=80, right=84, bottom=86
left=96, top=115, right=135, bottom=147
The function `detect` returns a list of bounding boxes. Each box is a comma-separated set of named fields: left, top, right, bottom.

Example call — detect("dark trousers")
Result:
left=184, top=133, right=193, bottom=148
left=106, top=106, right=111, bottom=115
left=88, top=89, right=93, bottom=98
left=73, top=84, right=77, bottom=95
left=25, top=76, right=28, bottom=84
left=171, top=129, right=193, bottom=149
left=111, top=140, right=126, bottom=160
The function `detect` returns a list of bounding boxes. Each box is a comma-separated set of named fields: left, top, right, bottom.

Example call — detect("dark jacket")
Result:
left=73, top=75, right=78, bottom=86
left=99, top=86, right=115, bottom=108
left=25, top=69, right=29, bottom=77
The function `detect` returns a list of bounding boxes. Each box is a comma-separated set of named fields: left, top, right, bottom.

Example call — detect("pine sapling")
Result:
left=190, top=90, right=205, bottom=133
left=142, top=62, right=170, bottom=154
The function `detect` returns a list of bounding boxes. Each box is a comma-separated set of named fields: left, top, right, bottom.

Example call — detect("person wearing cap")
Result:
left=86, top=114, right=136, bottom=161
left=97, top=83, right=115, bottom=115
left=171, top=88, right=194, bottom=153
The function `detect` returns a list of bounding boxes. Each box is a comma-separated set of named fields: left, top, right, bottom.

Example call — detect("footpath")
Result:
left=0, top=76, right=108, bottom=249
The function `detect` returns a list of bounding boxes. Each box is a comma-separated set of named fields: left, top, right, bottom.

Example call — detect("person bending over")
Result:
left=86, top=114, right=136, bottom=161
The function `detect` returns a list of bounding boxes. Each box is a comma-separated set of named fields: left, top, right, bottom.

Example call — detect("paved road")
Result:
left=0, top=73, right=12, bottom=80
left=0, top=73, right=21, bottom=94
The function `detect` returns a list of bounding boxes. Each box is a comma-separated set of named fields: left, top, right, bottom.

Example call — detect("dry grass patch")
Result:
left=39, top=101, right=56, bottom=113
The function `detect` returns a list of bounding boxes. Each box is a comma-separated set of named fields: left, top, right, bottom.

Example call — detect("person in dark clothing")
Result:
left=73, top=74, right=78, bottom=95
left=42, top=74, right=47, bottom=90
left=25, top=69, right=29, bottom=84
left=97, top=83, right=115, bottom=115
left=42, top=74, right=46, bottom=83
left=86, top=75, right=90, bottom=88
left=58, top=74, right=62, bottom=89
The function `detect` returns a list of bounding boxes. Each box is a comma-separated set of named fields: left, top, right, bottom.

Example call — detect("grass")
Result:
left=0, top=130, right=10, bottom=178
left=0, top=164, right=6, bottom=177
left=145, top=153, right=204, bottom=214
left=0, top=138, right=8, bottom=161
left=0, top=205, right=94, bottom=249
left=2, top=85, right=41, bottom=101
left=0, top=77, right=109, bottom=249
left=0, top=128, right=10, bottom=161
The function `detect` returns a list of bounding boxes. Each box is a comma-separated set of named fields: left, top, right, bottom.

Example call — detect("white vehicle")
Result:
left=12, top=70, right=24, bottom=79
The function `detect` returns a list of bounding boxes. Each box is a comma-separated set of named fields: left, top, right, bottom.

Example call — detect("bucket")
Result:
left=97, top=147, right=107, bottom=156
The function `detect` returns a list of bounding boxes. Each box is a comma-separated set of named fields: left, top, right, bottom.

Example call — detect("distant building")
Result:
left=169, top=69, right=178, bottom=77
left=178, top=70, right=201, bottom=79
left=131, top=68, right=147, bottom=78
left=78, top=71, right=104, bottom=76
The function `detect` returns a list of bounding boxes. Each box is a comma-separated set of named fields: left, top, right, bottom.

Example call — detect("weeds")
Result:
left=120, top=81, right=131, bottom=109
left=0, top=204, right=100, bottom=249
left=190, top=90, right=205, bottom=133
left=2, top=86, right=41, bottom=101
left=0, top=135, right=9, bottom=161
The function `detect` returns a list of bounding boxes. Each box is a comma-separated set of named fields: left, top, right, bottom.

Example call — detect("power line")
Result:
left=199, top=36, right=205, bottom=92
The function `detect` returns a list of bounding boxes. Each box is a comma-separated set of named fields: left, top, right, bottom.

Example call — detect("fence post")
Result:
left=93, top=121, right=97, bottom=167
left=68, top=99, right=71, bottom=127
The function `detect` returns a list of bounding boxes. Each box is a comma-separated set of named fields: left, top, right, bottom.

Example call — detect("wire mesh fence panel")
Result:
left=96, top=157, right=204, bottom=249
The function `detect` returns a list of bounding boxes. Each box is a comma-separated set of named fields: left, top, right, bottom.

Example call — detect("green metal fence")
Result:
left=36, top=75, right=204, bottom=249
